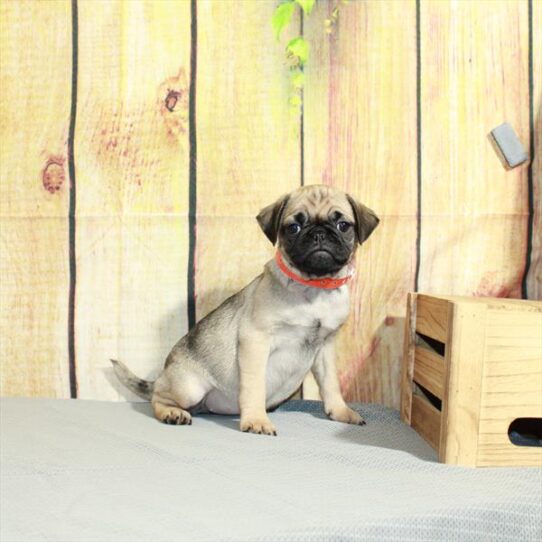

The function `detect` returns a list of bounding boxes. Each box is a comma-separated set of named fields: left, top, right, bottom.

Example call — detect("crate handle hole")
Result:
left=415, top=332, right=445, bottom=357
left=508, top=418, right=542, bottom=447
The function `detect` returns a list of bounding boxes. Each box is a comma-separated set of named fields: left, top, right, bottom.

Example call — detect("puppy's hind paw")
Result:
left=157, top=406, right=192, bottom=426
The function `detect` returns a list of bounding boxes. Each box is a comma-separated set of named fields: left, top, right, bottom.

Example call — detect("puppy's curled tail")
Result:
left=110, top=359, right=154, bottom=401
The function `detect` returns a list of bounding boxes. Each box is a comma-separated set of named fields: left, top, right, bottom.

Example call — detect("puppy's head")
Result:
left=257, top=185, right=379, bottom=277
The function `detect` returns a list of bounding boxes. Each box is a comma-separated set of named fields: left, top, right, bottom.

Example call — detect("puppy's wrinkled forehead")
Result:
left=283, top=185, right=354, bottom=222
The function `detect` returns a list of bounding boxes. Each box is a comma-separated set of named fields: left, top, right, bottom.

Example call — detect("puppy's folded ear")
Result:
left=347, top=195, right=380, bottom=244
left=256, top=194, right=289, bottom=245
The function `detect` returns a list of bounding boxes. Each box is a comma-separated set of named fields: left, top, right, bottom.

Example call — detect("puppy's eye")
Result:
left=287, top=223, right=301, bottom=235
left=337, top=221, right=351, bottom=233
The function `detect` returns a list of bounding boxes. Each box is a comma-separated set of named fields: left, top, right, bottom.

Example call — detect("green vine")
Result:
left=272, top=0, right=349, bottom=109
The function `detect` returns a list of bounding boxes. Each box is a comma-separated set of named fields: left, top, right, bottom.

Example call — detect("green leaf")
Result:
left=291, top=70, right=305, bottom=89
left=289, top=94, right=302, bottom=107
left=286, top=36, right=309, bottom=66
left=272, top=1, right=296, bottom=40
left=295, top=0, right=315, bottom=15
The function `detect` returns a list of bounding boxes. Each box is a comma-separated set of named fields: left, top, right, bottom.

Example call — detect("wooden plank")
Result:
left=419, top=1, right=530, bottom=299
left=435, top=295, right=542, bottom=310
left=415, top=295, right=449, bottom=344
left=527, top=0, right=541, bottom=300
left=303, top=0, right=417, bottom=408
left=477, top=376, right=542, bottom=471
left=413, top=346, right=446, bottom=399
left=74, top=0, right=191, bottom=400
left=411, top=393, right=441, bottom=451
left=477, top=406, right=542, bottom=467
left=400, top=293, right=417, bottom=424
left=195, top=0, right=300, bottom=320
left=441, top=302, right=487, bottom=466
left=0, top=1, right=71, bottom=397
left=479, top=306, right=542, bottom=409
left=484, top=305, right=542, bottom=352
left=476, top=440, right=542, bottom=468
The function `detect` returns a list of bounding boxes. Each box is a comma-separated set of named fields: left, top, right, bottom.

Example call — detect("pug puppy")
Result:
left=112, top=185, right=379, bottom=435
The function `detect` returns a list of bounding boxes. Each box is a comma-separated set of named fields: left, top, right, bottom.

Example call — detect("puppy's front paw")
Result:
left=240, top=417, right=277, bottom=436
left=326, top=405, right=366, bottom=426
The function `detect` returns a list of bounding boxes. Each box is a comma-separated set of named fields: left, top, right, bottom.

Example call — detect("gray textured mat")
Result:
left=1, top=398, right=540, bottom=542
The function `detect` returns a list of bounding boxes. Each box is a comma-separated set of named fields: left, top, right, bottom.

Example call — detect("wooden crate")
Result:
left=401, top=293, right=542, bottom=467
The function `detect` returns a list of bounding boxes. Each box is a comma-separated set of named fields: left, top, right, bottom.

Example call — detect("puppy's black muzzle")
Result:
left=290, top=225, right=350, bottom=276
left=310, top=227, right=327, bottom=244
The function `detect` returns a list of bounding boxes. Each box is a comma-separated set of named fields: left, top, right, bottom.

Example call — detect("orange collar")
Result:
left=275, top=251, right=354, bottom=290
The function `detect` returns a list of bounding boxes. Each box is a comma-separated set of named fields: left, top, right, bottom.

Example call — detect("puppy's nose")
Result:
left=311, top=228, right=326, bottom=243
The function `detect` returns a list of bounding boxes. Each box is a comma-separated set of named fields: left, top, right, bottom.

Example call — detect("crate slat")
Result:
left=413, top=346, right=446, bottom=399
left=415, top=295, right=449, bottom=344
left=411, top=393, right=441, bottom=451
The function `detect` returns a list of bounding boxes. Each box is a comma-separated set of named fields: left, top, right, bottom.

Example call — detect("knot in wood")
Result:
left=165, top=90, right=182, bottom=112
left=42, top=160, right=65, bottom=193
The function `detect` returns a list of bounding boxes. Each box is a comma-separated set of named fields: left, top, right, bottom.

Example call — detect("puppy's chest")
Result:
left=273, top=288, right=349, bottom=346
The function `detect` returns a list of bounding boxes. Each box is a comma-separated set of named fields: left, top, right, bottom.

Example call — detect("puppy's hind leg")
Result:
left=152, top=367, right=211, bottom=426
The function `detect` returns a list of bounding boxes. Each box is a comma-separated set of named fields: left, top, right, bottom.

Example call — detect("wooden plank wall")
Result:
left=0, top=1, right=72, bottom=397
left=303, top=0, right=417, bottom=406
left=0, top=0, right=540, bottom=408
left=74, top=0, right=191, bottom=400
left=418, top=1, right=530, bottom=298
left=528, top=0, right=541, bottom=299
left=195, top=0, right=299, bottom=321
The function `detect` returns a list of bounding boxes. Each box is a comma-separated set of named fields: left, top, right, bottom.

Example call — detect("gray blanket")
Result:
left=1, top=398, right=540, bottom=542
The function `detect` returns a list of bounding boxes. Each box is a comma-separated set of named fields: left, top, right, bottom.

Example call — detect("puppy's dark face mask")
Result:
left=257, top=186, right=380, bottom=277
left=280, top=210, right=356, bottom=276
